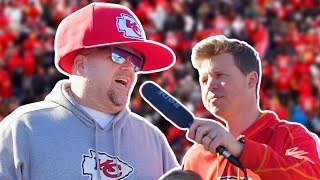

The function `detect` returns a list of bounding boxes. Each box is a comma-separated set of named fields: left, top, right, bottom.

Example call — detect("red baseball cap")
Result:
left=54, top=2, right=176, bottom=76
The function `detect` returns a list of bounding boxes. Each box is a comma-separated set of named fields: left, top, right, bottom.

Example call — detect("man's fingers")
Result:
left=194, top=125, right=212, bottom=143
left=207, top=134, right=221, bottom=154
left=187, top=117, right=243, bottom=156
left=187, top=121, right=202, bottom=140
left=202, top=131, right=218, bottom=152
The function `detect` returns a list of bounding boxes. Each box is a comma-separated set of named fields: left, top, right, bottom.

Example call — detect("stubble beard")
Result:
left=107, top=88, right=128, bottom=107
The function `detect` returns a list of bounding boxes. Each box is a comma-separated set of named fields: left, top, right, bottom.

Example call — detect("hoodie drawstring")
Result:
left=216, top=153, right=219, bottom=180
left=94, top=119, right=121, bottom=179
left=95, top=122, right=102, bottom=180
left=112, top=121, right=120, bottom=176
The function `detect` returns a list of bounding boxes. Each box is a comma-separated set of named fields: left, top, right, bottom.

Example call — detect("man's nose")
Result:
left=120, top=57, right=135, bottom=72
left=207, top=77, right=219, bottom=91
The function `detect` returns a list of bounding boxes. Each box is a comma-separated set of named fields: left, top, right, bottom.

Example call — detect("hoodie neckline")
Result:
left=44, top=80, right=131, bottom=130
left=242, top=112, right=277, bottom=139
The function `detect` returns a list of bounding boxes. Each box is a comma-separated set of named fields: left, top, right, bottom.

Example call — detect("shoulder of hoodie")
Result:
left=263, top=111, right=315, bottom=135
left=0, top=101, right=59, bottom=130
left=126, top=111, right=167, bottom=139
left=259, top=111, right=320, bottom=144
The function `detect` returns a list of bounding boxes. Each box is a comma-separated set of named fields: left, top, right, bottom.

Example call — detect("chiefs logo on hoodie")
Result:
left=82, top=149, right=134, bottom=180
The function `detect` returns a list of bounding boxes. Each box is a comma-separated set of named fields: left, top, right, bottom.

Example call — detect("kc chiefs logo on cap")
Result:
left=82, top=149, right=134, bottom=180
left=116, top=13, right=144, bottom=40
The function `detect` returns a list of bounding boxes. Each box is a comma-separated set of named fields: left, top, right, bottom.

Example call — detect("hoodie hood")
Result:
left=44, top=79, right=130, bottom=130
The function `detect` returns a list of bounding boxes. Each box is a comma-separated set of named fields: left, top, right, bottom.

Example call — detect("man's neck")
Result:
left=226, top=107, right=261, bottom=137
left=70, top=86, right=121, bottom=115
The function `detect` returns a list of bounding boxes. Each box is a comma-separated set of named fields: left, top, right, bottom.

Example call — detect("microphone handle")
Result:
left=216, top=146, right=245, bottom=171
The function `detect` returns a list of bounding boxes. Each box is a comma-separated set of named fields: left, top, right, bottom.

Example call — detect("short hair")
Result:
left=160, top=170, right=203, bottom=180
left=191, top=35, right=261, bottom=92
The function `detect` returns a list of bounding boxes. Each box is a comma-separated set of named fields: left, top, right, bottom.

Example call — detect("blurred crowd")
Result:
left=1, top=0, right=320, bottom=163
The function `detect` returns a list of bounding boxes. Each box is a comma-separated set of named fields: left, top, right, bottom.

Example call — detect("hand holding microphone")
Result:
left=187, top=118, right=244, bottom=159
left=139, top=81, right=247, bottom=176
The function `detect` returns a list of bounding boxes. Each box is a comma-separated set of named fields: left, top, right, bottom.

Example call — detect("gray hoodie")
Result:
left=0, top=80, right=179, bottom=180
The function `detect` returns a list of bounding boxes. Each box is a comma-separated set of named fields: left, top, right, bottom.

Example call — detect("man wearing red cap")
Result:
left=0, top=3, right=178, bottom=180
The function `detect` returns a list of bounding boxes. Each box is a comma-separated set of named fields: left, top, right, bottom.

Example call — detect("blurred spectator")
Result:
left=274, top=68, right=291, bottom=106
left=4, top=1, right=23, bottom=36
left=291, top=105, right=308, bottom=127
left=166, top=126, right=191, bottom=163
left=0, top=67, right=12, bottom=99
left=311, top=111, right=320, bottom=136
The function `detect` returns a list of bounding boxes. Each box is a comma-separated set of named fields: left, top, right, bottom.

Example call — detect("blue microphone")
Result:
left=139, top=81, right=246, bottom=173
left=140, top=81, right=193, bottom=129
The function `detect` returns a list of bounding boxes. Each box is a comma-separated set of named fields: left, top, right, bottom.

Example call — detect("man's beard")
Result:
left=107, top=89, right=127, bottom=106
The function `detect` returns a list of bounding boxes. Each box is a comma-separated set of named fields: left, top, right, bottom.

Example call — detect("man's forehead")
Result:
left=198, top=54, right=234, bottom=72
left=198, top=58, right=219, bottom=71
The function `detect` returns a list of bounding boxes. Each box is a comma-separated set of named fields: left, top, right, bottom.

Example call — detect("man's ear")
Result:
left=73, top=55, right=86, bottom=76
left=248, top=71, right=258, bottom=89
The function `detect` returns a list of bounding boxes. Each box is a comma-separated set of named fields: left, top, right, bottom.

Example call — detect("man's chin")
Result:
left=108, top=91, right=129, bottom=106
left=211, top=108, right=226, bottom=119
left=110, top=99, right=127, bottom=107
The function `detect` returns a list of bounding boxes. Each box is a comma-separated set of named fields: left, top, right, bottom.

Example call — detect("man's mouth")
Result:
left=115, top=78, right=129, bottom=87
left=209, top=96, right=223, bottom=103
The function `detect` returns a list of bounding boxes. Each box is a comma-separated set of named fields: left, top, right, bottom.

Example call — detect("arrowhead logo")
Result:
left=82, top=149, right=134, bottom=180
left=116, top=13, right=144, bottom=40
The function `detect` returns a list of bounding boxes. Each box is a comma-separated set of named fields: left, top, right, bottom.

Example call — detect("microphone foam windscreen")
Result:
left=140, top=81, right=194, bottom=129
